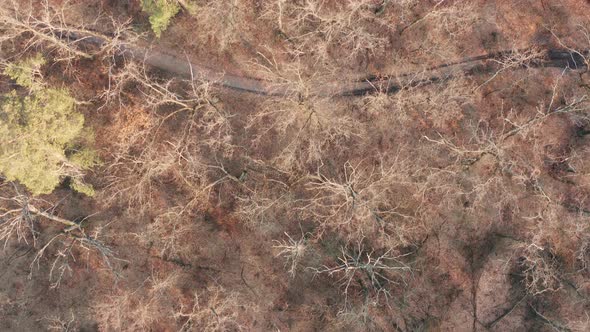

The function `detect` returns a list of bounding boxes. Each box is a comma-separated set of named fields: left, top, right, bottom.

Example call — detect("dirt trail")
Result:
left=72, top=32, right=588, bottom=97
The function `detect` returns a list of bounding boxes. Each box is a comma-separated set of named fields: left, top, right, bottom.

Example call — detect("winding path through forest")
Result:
left=72, top=32, right=589, bottom=97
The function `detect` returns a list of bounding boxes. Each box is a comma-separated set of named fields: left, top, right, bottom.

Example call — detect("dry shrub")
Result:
left=141, top=206, right=204, bottom=262
left=175, top=285, right=250, bottom=332
left=108, top=106, right=156, bottom=151
left=516, top=243, right=562, bottom=296
left=463, top=172, right=520, bottom=222
left=100, top=127, right=229, bottom=214
left=44, top=311, right=77, bottom=332
left=323, top=304, right=378, bottom=332
left=99, top=63, right=236, bottom=212
left=93, top=271, right=181, bottom=331
left=0, top=186, right=37, bottom=249
left=358, top=89, right=397, bottom=119
left=354, top=76, right=476, bottom=162
left=572, top=215, right=590, bottom=273
left=101, top=141, right=177, bottom=212
left=393, top=74, right=475, bottom=130
left=399, top=1, right=479, bottom=64
left=568, top=146, right=590, bottom=192
left=567, top=314, right=590, bottom=332
left=186, top=0, right=250, bottom=52
left=234, top=178, right=294, bottom=233
left=259, top=98, right=362, bottom=172
left=262, top=0, right=391, bottom=67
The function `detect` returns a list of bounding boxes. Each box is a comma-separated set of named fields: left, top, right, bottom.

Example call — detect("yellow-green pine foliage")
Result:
left=141, top=0, right=181, bottom=38
left=4, top=53, right=45, bottom=88
left=71, top=179, right=96, bottom=196
left=0, top=54, right=96, bottom=196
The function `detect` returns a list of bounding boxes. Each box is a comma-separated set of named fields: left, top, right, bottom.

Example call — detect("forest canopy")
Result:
left=1, top=1, right=590, bottom=331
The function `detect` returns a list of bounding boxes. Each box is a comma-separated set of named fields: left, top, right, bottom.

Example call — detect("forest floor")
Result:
left=1, top=1, right=590, bottom=331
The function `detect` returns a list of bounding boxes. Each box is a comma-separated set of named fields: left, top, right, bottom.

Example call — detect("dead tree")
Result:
left=0, top=181, right=119, bottom=288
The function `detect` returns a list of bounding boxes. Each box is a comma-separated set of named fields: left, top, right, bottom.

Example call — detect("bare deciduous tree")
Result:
left=301, top=158, right=420, bottom=246
left=262, top=0, right=390, bottom=67
left=0, top=0, right=134, bottom=63
left=273, top=230, right=308, bottom=278
left=310, top=240, right=412, bottom=309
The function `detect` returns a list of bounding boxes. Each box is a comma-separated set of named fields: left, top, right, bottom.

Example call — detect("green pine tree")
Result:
left=0, top=54, right=97, bottom=196
left=141, top=0, right=181, bottom=38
